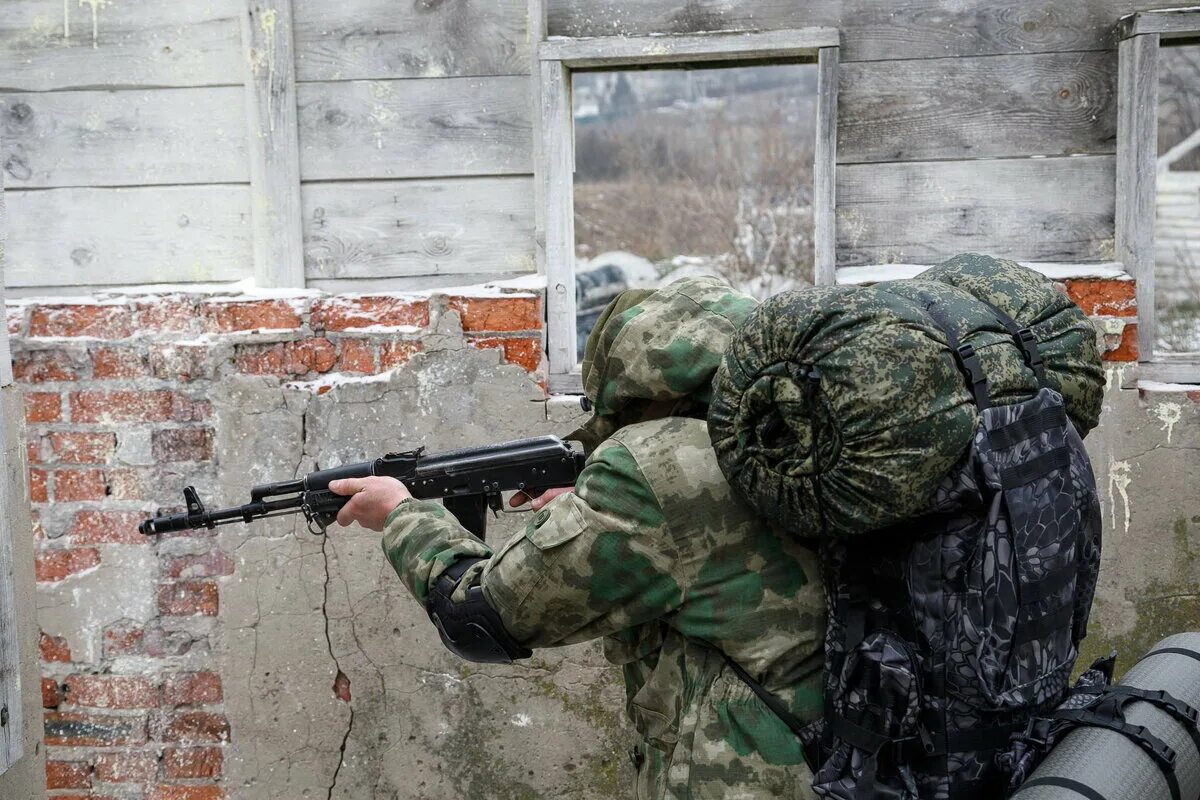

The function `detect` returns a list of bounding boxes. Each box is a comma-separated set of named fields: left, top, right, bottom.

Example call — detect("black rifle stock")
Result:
left=138, top=436, right=586, bottom=539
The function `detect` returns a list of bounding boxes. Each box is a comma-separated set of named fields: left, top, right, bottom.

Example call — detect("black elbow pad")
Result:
left=425, top=558, right=532, bottom=664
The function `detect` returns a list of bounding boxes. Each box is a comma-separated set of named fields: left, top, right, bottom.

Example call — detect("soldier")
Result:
left=330, top=278, right=826, bottom=799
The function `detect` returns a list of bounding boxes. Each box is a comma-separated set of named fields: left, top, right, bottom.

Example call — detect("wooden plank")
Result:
left=303, top=177, right=534, bottom=280
left=0, top=87, right=247, bottom=189
left=297, top=77, right=532, bottom=181
left=836, top=156, right=1116, bottom=267
left=530, top=0, right=548, bottom=275
left=1118, top=8, right=1200, bottom=40
left=541, top=59, right=576, bottom=375
left=4, top=185, right=252, bottom=288
left=1115, top=34, right=1159, bottom=361
left=539, top=28, right=837, bottom=67
left=839, top=51, right=1117, bottom=164
left=546, top=0, right=1192, bottom=62
left=0, top=0, right=243, bottom=91
left=242, top=0, right=305, bottom=289
left=292, top=0, right=529, bottom=82
left=308, top=273, right=532, bottom=294
left=813, top=46, right=838, bottom=286
left=1138, top=361, right=1200, bottom=383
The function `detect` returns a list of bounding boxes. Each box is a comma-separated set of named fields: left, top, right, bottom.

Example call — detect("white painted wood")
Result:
left=292, top=0, right=529, bottom=82
left=839, top=51, right=1117, bottom=164
left=242, top=0, right=305, bottom=289
left=530, top=0, right=548, bottom=276
left=540, top=27, right=839, bottom=67
left=4, top=185, right=252, bottom=288
left=814, top=45, right=838, bottom=286
left=1118, top=8, right=1200, bottom=40
left=1, top=88, right=248, bottom=189
left=541, top=59, right=577, bottom=375
left=1115, top=33, right=1160, bottom=361
left=296, top=77, right=533, bottom=181
left=0, top=0, right=243, bottom=91
left=0, top=170, right=21, bottom=776
left=837, top=155, right=1116, bottom=268
left=303, top=177, right=534, bottom=280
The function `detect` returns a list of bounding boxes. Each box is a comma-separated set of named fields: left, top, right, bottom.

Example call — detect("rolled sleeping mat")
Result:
left=1015, top=632, right=1200, bottom=800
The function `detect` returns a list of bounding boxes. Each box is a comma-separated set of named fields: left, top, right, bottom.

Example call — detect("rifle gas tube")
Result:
left=138, top=436, right=586, bottom=539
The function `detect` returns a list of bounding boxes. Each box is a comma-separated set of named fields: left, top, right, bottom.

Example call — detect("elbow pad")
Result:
left=425, top=558, right=532, bottom=664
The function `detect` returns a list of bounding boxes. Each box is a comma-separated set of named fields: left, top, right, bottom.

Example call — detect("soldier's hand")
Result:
left=509, top=486, right=575, bottom=511
left=328, top=477, right=412, bottom=532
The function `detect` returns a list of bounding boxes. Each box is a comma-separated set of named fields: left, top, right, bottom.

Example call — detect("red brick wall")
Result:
left=9, top=289, right=543, bottom=800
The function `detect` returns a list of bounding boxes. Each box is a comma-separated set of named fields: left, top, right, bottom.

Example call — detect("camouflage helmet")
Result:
left=569, top=277, right=760, bottom=451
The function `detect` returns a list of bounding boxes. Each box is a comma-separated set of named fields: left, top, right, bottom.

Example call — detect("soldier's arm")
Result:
left=379, top=438, right=680, bottom=650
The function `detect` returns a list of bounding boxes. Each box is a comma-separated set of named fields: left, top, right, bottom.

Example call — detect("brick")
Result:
left=28, top=438, right=43, bottom=464
left=334, top=669, right=351, bottom=703
left=1063, top=279, right=1137, bottom=316
left=449, top=295, right=541, bottom=332
left=32, top=511, right=45, bottom=540
left=160, top=711, right=231, bottom=744
left=335, top=338, right=376, bottom=373
left=234, top=338, right=338, bottom=376
left=29, top=468, right=48, bottom=503
left=65, top=675, right=159, bottom=709
left=92, top=347, right=151, bottom=379
left=1102, top=322, right=1139, bottom=362
left=468, top=336, right=543, bottom=373
left=94, top=751, right=158, bottom=784
left=148, top=785, right=227, bottom=800
left=106, top=468, right=143, bottom=500
left=163, top=672, right=223, bottom=707
left=135, top=299, right=197, bottom=333
left=36, top=547, right=101, bottom=582
left=29, top=304, right=132, bottom=338
left=25, top=391, right=62, bottom=423
left=46, top=759, right=92, bottom=790
left=151, top=428, right=214, bottom=463
left=8, top=305, right=25, bottom=336
left=163, top=747, right=222, bottom=780
left=54, top=469, right=108, bottom=501
left=103, top=624, right=146, bottom=657
left=158, top=581, right=219, bottom=617
left=145, top=626, right=207, bottom=658
left=163, top=551, right=234, bottom=580
left=13, top=349, right=77, bottom=382
left=201, top=299, right=301, bottom=333
left=310, top=296, right=429, bottom=331
left=44, top=711, right=148, bottom=746
left=150, top=343, right=211, bottom=382
left=40, top=631, right=72, bottom=663
left=69, top=390, right=174, bottom=423
left=379, top=341, right=422, bottom=369
left=49, top=432, right=118, bottom=464
left=70, top=511, right=148, bottom=545
left=43, top=677, right=63, bottom=708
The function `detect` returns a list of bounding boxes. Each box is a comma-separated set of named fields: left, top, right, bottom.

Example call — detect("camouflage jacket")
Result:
left=382, top=416, right=825, bottom=799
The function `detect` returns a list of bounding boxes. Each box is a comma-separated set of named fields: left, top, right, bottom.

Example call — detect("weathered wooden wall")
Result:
left=0, top=0, right=535, bottom=294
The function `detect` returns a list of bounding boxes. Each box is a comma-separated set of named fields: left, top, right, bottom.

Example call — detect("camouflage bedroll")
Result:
left=707, top=253, right=1104, bottom=537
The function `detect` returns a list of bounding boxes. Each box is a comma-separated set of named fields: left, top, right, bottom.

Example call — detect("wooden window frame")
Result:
left=536, top=28, right=842, bottom=393
left=1116, top=8, right=1200, bottom=383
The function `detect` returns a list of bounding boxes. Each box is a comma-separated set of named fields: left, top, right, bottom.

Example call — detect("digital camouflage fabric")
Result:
left=708, top=256, right=1103, bottom=538
left=381, top=277, right=825, bottom=799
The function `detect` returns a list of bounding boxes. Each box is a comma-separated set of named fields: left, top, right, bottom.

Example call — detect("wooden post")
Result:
left=1115, top=33, right=1159, bottom=361
left=814, top=45, right=839, bottom=286
left=540, top=58, right=577, bottom=377
left=529, top=0, right=547, bottom=276
left=0, top=170, right=23, bottom=775
left=240, top=0, right=305, bottom=289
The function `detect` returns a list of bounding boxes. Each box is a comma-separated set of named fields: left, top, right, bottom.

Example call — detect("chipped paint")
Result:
left=1108, top=457, right=1132, bottom=533
left=369, top=103, right=398, bottom=150
left=259, top=8, right=279, bottom=130
left=1105, top=364, right=1129, bottom=392
left=77, top=0, right=111, bottom=49
left=510, top=713, right=533, bottom=727
left=1153, top=401, right=1185, bottom=444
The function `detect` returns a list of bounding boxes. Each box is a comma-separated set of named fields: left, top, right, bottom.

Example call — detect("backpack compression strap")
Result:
left=923, top=298, right=991, bottom=410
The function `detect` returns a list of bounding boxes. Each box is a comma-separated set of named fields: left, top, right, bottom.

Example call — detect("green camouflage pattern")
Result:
left=571, top=277, right=760, bottom=451
left=709, top=259, right=1103, bottom=537
left=922, top=253, right=1105, bottom=436
left=383, top=418, right=824, bottom=799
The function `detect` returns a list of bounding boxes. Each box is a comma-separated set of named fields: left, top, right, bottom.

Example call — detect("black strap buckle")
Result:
left=955, top=344, right=991, bottom=409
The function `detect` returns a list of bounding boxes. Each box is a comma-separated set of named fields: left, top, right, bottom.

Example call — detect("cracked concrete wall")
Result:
left=211, top=341, right=629, bottom=800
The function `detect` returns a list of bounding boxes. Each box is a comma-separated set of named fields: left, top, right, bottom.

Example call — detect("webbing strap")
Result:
left=1014, top=776, right=1109, bottom=800
left=973, top=297, right=1048, bottom=386
left=1053, top=708, right=1180, bottom=800
left=988, top=404, right=1068, bottom=449
left=923, top=299, right=992, bottom=410
left=1000, top=447, right=1070, bottom=489
left=1138, top=647, right=1200, bottom=668
left=1074, top=684, right=1200, bottom=764
left=723, top=656, right=809, bottom=741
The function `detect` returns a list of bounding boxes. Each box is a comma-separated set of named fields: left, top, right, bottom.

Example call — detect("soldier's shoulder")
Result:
left=606, top=417, right=740, bottom=506
left=608, top=416, right=712, bottom=457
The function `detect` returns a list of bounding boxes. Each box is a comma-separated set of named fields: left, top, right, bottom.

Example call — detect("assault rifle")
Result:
left=138, top=436, right=586, bottom=538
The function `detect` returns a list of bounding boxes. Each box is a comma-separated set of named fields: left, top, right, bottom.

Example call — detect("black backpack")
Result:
left=730, top=314, right=1103, bottom=799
